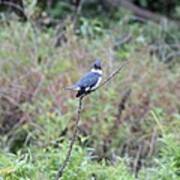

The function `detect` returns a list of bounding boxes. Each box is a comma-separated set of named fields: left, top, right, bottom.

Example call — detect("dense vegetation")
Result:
left=0, top=1, right=180, bottom=180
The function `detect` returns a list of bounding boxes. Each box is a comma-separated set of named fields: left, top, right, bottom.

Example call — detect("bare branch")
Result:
left=55, top=96, right=83, bottom=180
left=148, top=128, right=157, bottom=157
left=97, top=61, right=128, bottom=90
left=104, top=0, right=178, bottom=24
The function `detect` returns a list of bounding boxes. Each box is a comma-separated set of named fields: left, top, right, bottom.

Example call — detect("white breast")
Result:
left=91, top=77, right=102, bottom=90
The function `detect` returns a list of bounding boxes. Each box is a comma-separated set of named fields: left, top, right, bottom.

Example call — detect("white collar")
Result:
left=91, top=68, right=102, bottom=75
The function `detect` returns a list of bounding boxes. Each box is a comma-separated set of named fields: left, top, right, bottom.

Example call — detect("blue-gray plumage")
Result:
left=67, top=59, right=102, bottom=97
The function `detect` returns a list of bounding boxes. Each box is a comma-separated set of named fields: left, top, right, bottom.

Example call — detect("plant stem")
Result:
left=55, top=96, right=83, bottom=180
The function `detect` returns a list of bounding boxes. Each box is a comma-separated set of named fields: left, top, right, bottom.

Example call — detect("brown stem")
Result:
left=55, top=96, right=83, bottom=180
left=97, top=62, right=128, bottom=90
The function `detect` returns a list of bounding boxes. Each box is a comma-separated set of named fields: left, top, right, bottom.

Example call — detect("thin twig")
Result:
left=148, top=128, right=157, bottom=157
left=97, top=62, right=128, bottom=90
left=55, top=96, right=83, bottom=180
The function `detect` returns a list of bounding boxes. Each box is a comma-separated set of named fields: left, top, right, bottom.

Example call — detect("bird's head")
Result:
left=91, top=59, right=102, bottom=75
left=93, top=59, right=102, bottom=70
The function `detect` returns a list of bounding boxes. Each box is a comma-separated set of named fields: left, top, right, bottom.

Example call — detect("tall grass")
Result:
left=0, top=16, right=179, bottom=179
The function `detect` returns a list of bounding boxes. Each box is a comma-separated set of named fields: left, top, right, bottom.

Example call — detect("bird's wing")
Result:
left=75, top=72, right=100, bottom=88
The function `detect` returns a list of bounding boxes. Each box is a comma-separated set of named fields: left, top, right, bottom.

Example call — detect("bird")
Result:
left=66, top=59, right=103, bottom=98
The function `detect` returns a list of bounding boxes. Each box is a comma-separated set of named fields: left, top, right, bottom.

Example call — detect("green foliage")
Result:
left=0, top=150, right=35, bottom=180
left=78, top=17, right=104, bottom=38
left=48, top=2, right=73, bottom=19
left=0, top=7, right=180, bottom=180
left=139, top=134, right=180, bottom=179
left=0, top=143, right=133, bottom=180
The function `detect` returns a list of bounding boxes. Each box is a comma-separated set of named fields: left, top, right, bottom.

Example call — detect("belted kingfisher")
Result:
left=66, top=59, right=102, bottom=97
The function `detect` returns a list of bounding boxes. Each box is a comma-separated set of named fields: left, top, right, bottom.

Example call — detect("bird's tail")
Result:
left=64, top=85, right=79, bottom=91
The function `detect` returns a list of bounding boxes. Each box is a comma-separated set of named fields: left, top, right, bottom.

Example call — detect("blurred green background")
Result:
left=0, top=1, right=180, bottom=179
